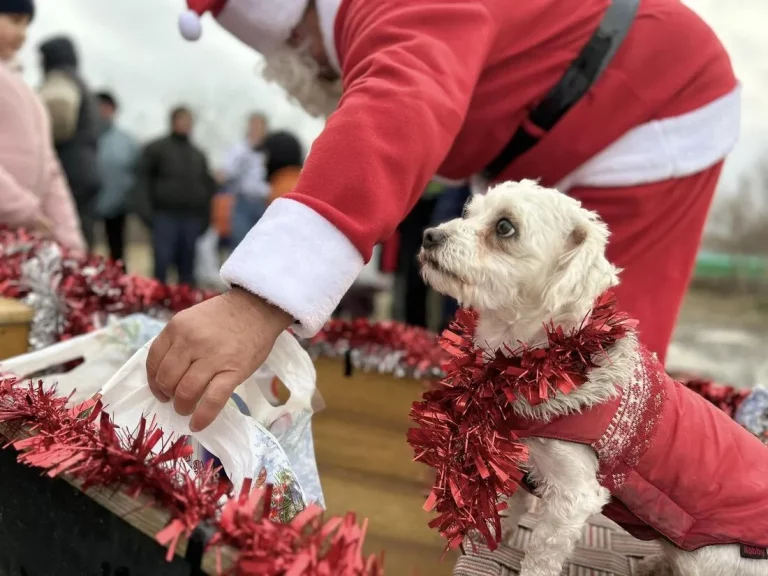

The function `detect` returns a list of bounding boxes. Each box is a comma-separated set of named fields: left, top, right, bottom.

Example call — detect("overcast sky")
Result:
left=19, top=0, right=767, bottom=193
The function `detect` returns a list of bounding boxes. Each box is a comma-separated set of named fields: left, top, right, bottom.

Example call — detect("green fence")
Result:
left=694, top=251, right=768, bottom=281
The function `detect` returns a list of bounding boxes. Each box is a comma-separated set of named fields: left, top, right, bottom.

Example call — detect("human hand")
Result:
left=146, top=288, right=293, bottom=431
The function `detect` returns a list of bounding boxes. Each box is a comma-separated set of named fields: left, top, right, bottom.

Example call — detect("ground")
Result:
left=669, top=289, right=768, bottom=389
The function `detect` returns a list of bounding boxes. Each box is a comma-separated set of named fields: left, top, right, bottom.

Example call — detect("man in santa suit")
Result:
left=148, top=0, right=739, bottom=432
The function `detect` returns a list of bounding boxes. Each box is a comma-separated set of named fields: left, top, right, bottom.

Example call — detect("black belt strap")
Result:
left=481, top=0, right=640, bottom=182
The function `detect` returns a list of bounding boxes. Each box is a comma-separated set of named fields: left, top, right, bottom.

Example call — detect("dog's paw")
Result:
left=635, top=554, right=674, bottom=576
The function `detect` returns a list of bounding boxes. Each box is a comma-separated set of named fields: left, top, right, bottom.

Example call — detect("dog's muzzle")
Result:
left=422, top=228, right=448, bottom=250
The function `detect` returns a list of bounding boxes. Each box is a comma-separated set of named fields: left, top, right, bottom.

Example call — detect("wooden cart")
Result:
left=0, top=299, right=454, bottom=575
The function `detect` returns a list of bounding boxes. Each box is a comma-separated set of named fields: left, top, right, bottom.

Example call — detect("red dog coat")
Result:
left=514, top=346, right=768, bottom=552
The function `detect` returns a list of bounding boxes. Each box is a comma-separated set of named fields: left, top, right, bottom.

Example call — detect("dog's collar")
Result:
left=408, top=291, right=637, bottom=551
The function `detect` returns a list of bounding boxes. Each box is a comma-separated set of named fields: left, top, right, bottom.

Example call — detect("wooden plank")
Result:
left=0, top=323, right=31, bottom=360
left=0, top=297, right=33, bottom=360
left=310, top=358, right=452, bottom=574
left=319, top=463, right=443, bottom=550
left=314, top=358, right=430, bottom=428
left=0, top=297, right=35, bottom=325
left=313, top=410, right=434, bottom=487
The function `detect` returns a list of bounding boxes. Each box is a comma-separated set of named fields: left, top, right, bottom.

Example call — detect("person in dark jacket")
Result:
left=38, top=36, right=101, bottom=248
left=134, top=106, right=216, bottom=286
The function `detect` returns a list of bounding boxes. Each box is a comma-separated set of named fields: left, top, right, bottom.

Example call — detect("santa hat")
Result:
left=178, top=0, right=309, bottom=57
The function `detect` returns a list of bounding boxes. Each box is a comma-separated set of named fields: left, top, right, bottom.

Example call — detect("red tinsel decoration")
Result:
left=311, top=318, right=448, bottom=375
left=0, top=226, right=216, bottom=340
left=0, top=376, right=381, bottom=575
left=408, top=293, right=635, bottom=551
left=669, top=374, right=750, bottom=419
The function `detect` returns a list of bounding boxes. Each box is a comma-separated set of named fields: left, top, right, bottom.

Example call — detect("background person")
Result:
left=94, top=90, right=138, bottom=263
left=134, top=106, right=216, bottom=286
left=0, top=2, right=84, bottom=251
left=38, top=35, right=101, bottom=248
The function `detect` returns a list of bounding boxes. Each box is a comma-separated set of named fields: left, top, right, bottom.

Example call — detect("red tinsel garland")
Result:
left=0, top=227, right=216, bottom=340
left=0, top=376, right=381, bottom=575
left=408, top=293, right=635, bottom=551
left=311, top=318, right=448, bottom=375
left=670, top=374, right=750, bottom=419
left=0, top=225, right=755, bottom=419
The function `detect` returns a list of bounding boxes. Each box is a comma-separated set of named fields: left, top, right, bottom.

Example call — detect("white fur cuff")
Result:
left=220, top=198, right=365, bottom=336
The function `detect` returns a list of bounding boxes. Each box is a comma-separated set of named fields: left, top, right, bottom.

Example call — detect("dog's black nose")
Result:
left=422, top=228, right=448, bottom=250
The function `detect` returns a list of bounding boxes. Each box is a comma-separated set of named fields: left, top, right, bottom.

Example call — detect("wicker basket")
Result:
left=454, top=500, right=662, bottom=576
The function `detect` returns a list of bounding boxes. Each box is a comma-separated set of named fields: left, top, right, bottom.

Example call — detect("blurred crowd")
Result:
left=0, top=2, right=467, bottom=330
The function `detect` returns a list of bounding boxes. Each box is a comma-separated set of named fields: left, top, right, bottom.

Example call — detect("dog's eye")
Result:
left=495, top=218, right=516, bottom=238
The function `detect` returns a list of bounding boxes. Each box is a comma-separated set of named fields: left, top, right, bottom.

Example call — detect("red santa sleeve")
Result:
left=221, top=0, right=494, bottom=335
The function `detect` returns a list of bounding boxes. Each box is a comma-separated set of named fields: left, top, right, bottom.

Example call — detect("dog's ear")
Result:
left=541, top=212, right=618, bottom=311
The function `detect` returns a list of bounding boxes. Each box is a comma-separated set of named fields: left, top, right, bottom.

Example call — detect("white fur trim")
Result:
left=556, top=86, right=741, bottom=191
left=315, top=0, right=342, bottom=74
left=216, top=0, right=308, bottom=57
left=220, top=198, right=365, bottom=336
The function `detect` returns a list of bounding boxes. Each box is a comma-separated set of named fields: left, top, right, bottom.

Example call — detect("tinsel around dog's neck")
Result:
left=407, top=291, right=636, bottom=551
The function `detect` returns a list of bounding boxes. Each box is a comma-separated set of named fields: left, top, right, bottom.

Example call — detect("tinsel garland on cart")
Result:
left=0, top=376, right=380, bottom=575
left=0, top=227, right=216, bottom=350
left=0, top=226, right=752, bottom=415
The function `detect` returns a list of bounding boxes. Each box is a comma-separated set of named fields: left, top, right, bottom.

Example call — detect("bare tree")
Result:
left=708, top=159, right=768, bottom=256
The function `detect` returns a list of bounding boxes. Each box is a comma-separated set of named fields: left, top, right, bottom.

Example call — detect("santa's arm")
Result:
left=221, top=0, right=494, bottom=334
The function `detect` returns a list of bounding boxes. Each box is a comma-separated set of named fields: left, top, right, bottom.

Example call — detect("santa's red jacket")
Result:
left=220, top=0, right=739, bottom=341
left=514, top=346, right=768, bottom=551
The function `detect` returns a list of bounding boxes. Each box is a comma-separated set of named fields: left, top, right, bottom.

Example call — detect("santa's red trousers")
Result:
left=569, top=162, right=723, bottom=364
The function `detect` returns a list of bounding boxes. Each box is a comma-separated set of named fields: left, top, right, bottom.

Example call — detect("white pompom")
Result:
left=178, top=10, right=202, bottom=41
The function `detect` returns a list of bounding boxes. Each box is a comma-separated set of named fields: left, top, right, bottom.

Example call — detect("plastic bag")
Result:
left=228, top=347, right=325, bottom=507
left=735, top=385, right=768, bottom=441
left=0, top=314, right=165, bottom=406
left=100, top=329, right=321, bottom=520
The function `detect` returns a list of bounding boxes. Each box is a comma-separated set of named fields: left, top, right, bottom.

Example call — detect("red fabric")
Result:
left=285, top=0, right=735, bottom=262
left=570, top=162, right=724, bottom=362
left=281, top=0, right=735, bottom=359
left=379, top=233, right=399, bottom=273
left=187, top=0, right=227, bottom=17
left=515, top=346, right=768, bottom=551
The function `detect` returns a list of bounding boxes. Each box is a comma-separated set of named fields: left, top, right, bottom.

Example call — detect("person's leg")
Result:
left=177, top=216, right=206, bottom=286
left=230, top=195, right=266, bottom=248
left=398, top=197, right=438, bottom=327
left=104, top=214, right=126, bottom=263
left=76, top=196, right=96, bottom=249
left=151, top=212, right=177, bottom=284
left=568, top=162, right=723, bottom=363
left=431, top=185, right=472, bottom=329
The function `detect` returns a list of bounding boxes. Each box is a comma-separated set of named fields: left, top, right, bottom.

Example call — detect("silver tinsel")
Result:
left=304, top=341, right=444, bottom=381
left=20, top=243, right=67, bottom=351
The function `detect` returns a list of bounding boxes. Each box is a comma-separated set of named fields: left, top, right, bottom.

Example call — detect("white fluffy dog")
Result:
left=418, top=180, right=768, bottom=576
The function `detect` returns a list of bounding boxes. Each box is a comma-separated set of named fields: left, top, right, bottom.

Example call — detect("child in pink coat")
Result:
left=0, top=2, right=85, bottom=252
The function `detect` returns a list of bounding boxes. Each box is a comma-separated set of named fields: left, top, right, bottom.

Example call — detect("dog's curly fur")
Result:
left=419, top=180, right=768, bottom=576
